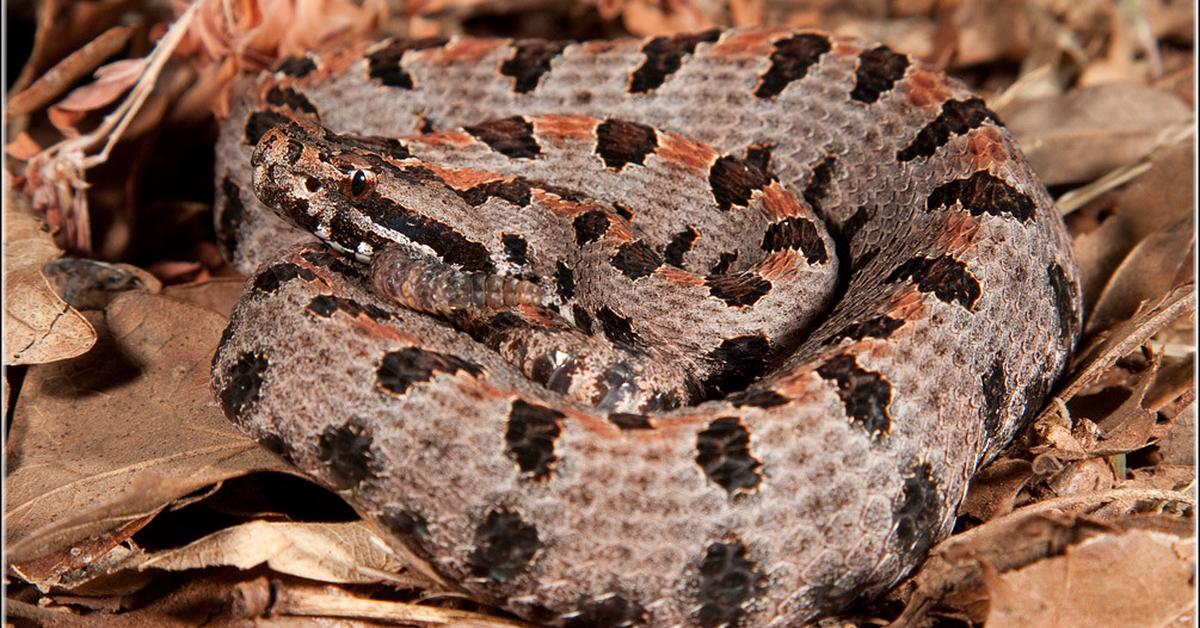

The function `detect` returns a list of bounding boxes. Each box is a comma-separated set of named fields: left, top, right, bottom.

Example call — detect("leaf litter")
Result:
left=4, top=0, right=1194, bottom=624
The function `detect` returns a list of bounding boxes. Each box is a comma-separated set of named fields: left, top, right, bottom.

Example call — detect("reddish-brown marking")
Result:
left=885, top=286, right=927, bottom=322
left=654, top=132, right=718, bottom=172
left=322, top=45, right=374, bottom=78
left=753, top=250, right=798, bottom=281
left=413, top=131, right=476, bottom=149
left=656, top=266, right=706, bottom=287
left=534, top=114, right=598, bottom=142
left=935, top=211, right=981, bottom=255
left=832, top=40, right=862, bottom=58
left=758, top=183, right=806, bottom=219
left=426, top=165, right=502, bottom=190
left=965, top=127, right=1010, bottom=170
left=709, top=29, right=783, bottom=57
left=533, top=190, right=592, bottom=218
left=904, top=68, right=951, bottom=108
left=431, top=38, right=505, bottom=64
left=578, top=39, right=639, bottom=55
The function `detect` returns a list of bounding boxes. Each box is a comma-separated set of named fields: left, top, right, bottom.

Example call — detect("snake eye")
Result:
left=347, top=169, right=374, bottom=198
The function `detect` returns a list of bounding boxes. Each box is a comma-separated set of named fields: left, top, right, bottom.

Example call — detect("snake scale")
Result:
left=211, top=28, right=1082, bottom=626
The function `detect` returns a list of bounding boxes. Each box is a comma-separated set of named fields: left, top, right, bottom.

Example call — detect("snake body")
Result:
left=211, top=28, right=1081, bottom=626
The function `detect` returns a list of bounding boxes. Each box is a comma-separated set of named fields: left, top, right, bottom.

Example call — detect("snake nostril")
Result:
left=305, top=176, right=322, bottom=193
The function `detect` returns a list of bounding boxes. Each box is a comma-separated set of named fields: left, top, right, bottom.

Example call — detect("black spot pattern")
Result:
left=927, top=171, right=1035, bottom=222
left=501, top=40, right=569, bottom=93
left=456, top=179, right=533, bottom=207
left=265, top=86, right=317, bottom=114
left=337, top=134, right=413, bottom=160
left=366, top=38, right=448, bottom=88
left=355, top=189, right=493, bottom=272
left=506, top=399, right=565, bottom=480
left=706, top=273, right=771, bottom=307
left=709, top=155, right=770, bottom=211
left=275, top=55, right=317, bottom=77
left=380, top=508, right=435, bottom=562
left=596, top=307, right=640, bottom=350
left=885, top=255, right=981, bottom=310
left=465, top=116, right=540, bottom=159
left=816, top=355, right=891, bottom=437
left=743, top=143, right=775, bottom=175
left=629, top=30, right=721, bottom=93
left=244, top=110, right=291, bottom=145
left=469, top=509, right=541, bottom=581
left=710, top=251, right=738, bottom=275
left=595, top=119, right=658, bottom=169
left=301, top=249, right=363, bottom=279
left=830, top=315, right=904, bottom=343
left=564, top=595, right=647, bottom=627
left=665, top=226, right=699, bottom=267
left=253, top=262, right=317, bottom=294
left=728, top=388, right=790, bottom=409
left=611, top=200, right=635, bottom=220
left=317, top=421, right=375, bottom=490
left=850, top=46, right=909, bottom=103
left=897, top=98, right=1001, bottom=162
left=893, top=463, right=939, bottom=559
left=609, top=412, right=653, bottom=430
left=572, top=304, right=594, bottom=335
left=803, top=155, right=836, bottom=213
left=754, top=33, right=831, bottom=98
left=697, top=539, right=763, bottom=627
left=218, top=176, right=245, bottom=255
left=701, top=334, right=771, bottom=398
left=696, top=417, right=762, bottom=494
left=307, top=295, right=392, bottom=322
left=761, top=217, right=827, bottom=264
left=1047, top=263, right=1078, bottom=344
left=981, top=356, right=1007, bottom=436
left=220, top=352, right=269, bottom=420
left=555, top=261, right=576, bottom=300
left=376, top=347, right=484, bottom=395
left=611, top=240, right=664, bottom=280
left=573, top=210, right=611, bottom=245
left=502, top=233, right=529, bottom=265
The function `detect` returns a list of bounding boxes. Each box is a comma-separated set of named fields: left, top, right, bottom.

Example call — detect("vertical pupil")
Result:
left=351, top=170, right=367, bottom=196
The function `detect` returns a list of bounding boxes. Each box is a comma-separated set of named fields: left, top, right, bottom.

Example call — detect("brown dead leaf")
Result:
left=893, top=488, right=1194, bottom=626
left=3, top=175, right=96, bottom=365
left=162, top=278, right=248, bottom=319
left=984, top=529, right=1195, bottom=627
left=960, top=459, right=1034, bottom=522
left=1087, top=216, right=1195, bottom=334
left=42, top=258, right=162, bottom=311
left=47, top=58, right=150, bottom=136
left=999, top=84, right=1192, bottom=186
left=131, top=521, right=424, bottom=587
left=5, top=290, right=294, bottom=573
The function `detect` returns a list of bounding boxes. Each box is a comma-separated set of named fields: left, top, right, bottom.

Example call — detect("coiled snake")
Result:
left=211, top=28, right=1081, bottom=626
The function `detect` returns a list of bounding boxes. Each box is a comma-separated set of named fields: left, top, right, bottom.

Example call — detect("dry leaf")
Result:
left=984, top=529, right=1195, bottom=627
left=130, top=521, right=422, bottom=586
left=1071, top=139, right=1193, bottom=308
left=960, top=459, right=1035, bottom=522
left=1087, top=216, right=1195, bottom=334
left=5, top=290, right=294, bottom=572
left=3, top=175, right=96, bottom=365
left=7, top=25, right=137, bottom=118
left=999, top=84, right=1192, bottom=186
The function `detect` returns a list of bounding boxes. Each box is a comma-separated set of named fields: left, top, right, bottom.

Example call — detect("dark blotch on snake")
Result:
left=376, top=347, right=485, bottom=395
left=502, top=233, right=529, bottom=266
left=465, top=116, right=541, bottom=159
left=893, top=463, right=940, bottom=560
left=366, top=38, right=449, bottom=89
left=275, top=55, right=317, bottom=77
left=506, top=399, right=565, bottom=479
left=696, top=417, right=762, bottom=494
left=981, top=356, right=1008, bottom=437
left=611, top=240, right=664, bottom=280
left=885, top=255, right=981, bottom=310
left=595, top=119, right=658, bottom=170
left=317, top=420, right=375, bottom=490
left=754, top=33, right=832, bottom=99
left=701, top=334, right=771, bottom=398
left=608, top=412, right=653, bottom=430
left=762, top=217, right=827, bottom=264
left=252, top=261, right=316, bottom=294
left=696, top=539, right=764, bottom=627
left=816, top=355, right=892, bottom=437
left=469, top=509, right=542, bottom=582
left=573, top=210, right=611, bottom=245
left=220, top=352, right=269, bottom=420
left=927, top=171, right=1035, bottom=223
left=501, top=40, right=569, bottom=93
left=709, top=155, right=770, bottom=211
left=897, top=98, right=1001, bottom=162
left=380, top=507, right=436, bottom=562
left=706, top=272, right=771, bottom=307
left=556, top=261, right=576, bottom=300
left=850, top=46, right=909, bottom=104
left=266, top=86, right=318, bottom=114
left=564, top=595, right=648, bottom=627
left=629, top=30, right=721, bottom=93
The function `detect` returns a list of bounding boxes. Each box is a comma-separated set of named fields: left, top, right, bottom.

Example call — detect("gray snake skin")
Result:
left=211, top=28, right=1082, bottom=626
